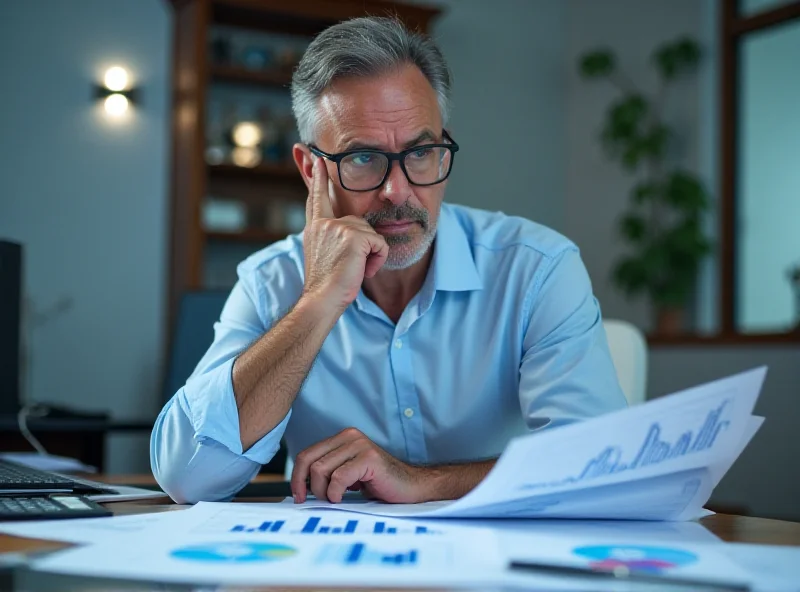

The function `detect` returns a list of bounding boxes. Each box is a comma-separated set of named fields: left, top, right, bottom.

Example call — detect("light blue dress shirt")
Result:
left=150, top=203, right=627, bottom=503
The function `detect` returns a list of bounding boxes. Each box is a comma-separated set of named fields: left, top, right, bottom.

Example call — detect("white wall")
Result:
left=0, top=0, right=171, bottom=473
left=565, top=0, right=706, bottom=331
left=418, top=0, right=567, bottom=231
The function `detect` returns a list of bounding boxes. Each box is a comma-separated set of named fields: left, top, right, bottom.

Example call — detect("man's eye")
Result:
left=351, top=153, right=377, bottom=166
left=409, top=147, right=433, bottom=159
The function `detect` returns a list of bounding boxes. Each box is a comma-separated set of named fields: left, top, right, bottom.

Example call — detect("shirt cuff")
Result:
left=178, top=357, right=291, bottom=465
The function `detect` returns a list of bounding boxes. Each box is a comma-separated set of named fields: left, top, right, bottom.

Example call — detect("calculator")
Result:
left=0, top=495, right=112, bottom=521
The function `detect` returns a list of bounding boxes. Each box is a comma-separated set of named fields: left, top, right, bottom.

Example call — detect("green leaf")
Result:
left=601, top=94, right=650, bottom=168
left=613, top=256, right=651, bottom=297
left=632, top=181, right=660, bottom=204
left=619, top=213, right=648, bottom=243
left=653, top=37, right=701, bottom=80
left=579, top=50, right=616, bottom=78
left=664, top=170, right=709, bottom=212
left=642, top=124, right=670, bottom=160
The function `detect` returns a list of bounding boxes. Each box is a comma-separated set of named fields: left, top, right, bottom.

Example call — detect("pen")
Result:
left=508, top=560, right=751, bottom=591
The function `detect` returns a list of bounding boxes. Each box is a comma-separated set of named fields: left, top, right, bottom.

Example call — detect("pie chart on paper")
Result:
left=170, top=542, right=298, bottom=563
left=573, top=545, right=698, bottom=573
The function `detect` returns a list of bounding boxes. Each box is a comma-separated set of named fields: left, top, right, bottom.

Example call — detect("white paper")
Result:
left=724, top=543, right=800, bottom=592
left=0, top=509, right=187, bottom=544
left=33, top=503, right=505, bottom=587
left=295, top=367, right=766, bottom=520
left=32, top=503, right=760, bottom=591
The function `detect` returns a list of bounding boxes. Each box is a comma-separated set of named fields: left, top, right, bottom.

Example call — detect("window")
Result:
left=718, top=0, right=800, bottom=341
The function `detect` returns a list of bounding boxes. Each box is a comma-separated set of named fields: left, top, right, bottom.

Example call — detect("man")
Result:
left=150, top=17, right=626, bottom=505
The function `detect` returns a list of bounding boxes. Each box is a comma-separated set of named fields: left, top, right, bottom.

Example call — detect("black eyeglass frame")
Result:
left=308, top=130, right=459, bottom=192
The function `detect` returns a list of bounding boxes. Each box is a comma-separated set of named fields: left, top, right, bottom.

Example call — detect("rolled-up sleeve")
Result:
left=150, top=275, right=292, bottom=503
left=518, top=248, right=627, bottom=431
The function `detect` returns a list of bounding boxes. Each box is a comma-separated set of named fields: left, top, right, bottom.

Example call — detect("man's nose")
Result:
left=379, top=160, right=412, bottom=205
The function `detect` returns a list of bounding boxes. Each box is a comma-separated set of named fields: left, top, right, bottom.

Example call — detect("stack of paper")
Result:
left=0, top=367, right=786, bottom=591
left=28, top=502, right=760, bottom=590
left=295, top=367, right=766, bottom=521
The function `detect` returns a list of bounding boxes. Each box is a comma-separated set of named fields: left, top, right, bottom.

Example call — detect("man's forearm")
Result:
left=417, top=459, right=497, bottom=502
left=233, top=295, right=341, bottom=451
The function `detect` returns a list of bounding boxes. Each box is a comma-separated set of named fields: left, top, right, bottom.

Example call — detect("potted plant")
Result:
left=578, top=38, right=713, bottom=335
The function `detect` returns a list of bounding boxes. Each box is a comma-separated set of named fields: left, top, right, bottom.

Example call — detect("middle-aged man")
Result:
left=151, top=17, right=627, bottom=505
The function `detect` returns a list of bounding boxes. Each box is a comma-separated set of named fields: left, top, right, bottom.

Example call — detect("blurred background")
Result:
left=0, top=0, right=798, bottom=520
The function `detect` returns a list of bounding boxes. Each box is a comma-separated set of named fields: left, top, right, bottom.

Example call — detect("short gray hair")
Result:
left=291, top=17, right=452, bottom=144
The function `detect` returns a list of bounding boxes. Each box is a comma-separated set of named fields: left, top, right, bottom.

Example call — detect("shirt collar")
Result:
left=430, top=203, right=483, bottom=293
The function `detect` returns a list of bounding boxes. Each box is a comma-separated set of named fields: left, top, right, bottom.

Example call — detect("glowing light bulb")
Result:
left=232, top=121, right=262, bottom=148
left=104, top=66, right=129, bottom=92
left=231, top=147, right=261, bottom=168
left=104, top=93, right=129, bottom=117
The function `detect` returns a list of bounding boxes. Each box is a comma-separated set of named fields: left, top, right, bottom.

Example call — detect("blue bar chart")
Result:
left=317, top=542, right=420, bottom=566
left=300, top=517, right=358, bottom=534
left=229, top=520, right=285, bottom=533
left=373, top=522, right=430, bottom=535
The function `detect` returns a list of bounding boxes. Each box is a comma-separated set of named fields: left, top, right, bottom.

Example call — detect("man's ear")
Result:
left=293, top=143, right=315, bottom=191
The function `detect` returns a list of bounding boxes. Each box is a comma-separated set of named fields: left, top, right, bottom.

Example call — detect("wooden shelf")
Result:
left=208, top=162, right=301, bottom=180
left=205, top=229, right=291, bottom=244
left=210, top=64, right=293, bottom=88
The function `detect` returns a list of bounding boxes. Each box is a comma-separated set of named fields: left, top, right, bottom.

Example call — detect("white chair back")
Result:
left=603, top=319, right=648, bottom=406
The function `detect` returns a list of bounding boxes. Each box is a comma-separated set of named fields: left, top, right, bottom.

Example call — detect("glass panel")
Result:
left=739, top=0, right=796, bottom=16
left=736, top=20, right=800, bottom=333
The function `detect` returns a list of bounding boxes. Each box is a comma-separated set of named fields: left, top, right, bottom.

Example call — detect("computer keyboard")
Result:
left=0, top=460, right=76, bottom=492
left=0, top=495, right=111, bottom=520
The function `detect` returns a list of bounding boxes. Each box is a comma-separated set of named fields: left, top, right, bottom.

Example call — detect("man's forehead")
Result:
left=316, top=65, right=442, bottom=150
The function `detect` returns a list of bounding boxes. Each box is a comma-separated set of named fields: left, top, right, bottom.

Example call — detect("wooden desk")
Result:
left=0, top=475, right=798, bottom=587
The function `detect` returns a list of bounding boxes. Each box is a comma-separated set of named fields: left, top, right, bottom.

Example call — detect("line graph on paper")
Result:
left=519, top=399, right=733, bottom=492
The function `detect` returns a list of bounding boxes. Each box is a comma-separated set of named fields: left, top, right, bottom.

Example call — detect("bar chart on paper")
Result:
left=191, top=506, right=442, bottom=537
left=315, top=542, right=450, bottom=568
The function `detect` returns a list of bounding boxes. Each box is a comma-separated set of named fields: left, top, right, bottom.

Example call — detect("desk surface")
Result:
left=0, top=475, right=798, bottom=589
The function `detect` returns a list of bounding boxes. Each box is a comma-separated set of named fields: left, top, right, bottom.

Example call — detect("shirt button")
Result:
left=394, top=339, right=403, bottom=349
left=404, top=408, right=414, bottom=418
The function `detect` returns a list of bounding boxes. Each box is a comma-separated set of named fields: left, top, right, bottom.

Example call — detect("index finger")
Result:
left=309, top=157, right=335, bottom=220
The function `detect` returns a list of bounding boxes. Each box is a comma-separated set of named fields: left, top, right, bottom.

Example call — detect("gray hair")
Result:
left=291, top=17, right=452, bottom=144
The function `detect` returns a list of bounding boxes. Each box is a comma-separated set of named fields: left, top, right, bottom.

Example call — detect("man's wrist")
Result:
left=294, top=291, right=346, bottom=330
left=412, top=460, right=496, bottom=503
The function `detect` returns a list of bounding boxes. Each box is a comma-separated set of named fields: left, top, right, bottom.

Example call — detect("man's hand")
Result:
left=302, top=158, right=389, bottom=312
left=290, top=428, right=428, bottom=504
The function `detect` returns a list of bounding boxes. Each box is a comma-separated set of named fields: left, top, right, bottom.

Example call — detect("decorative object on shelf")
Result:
left=265, top=201, right=286, bottom=233
left=202, top=198, right=247, bottom=232
left=230, top=119, right=262, bottom=168
left=211, top=34, right=232, bottom=65
left=94, top=65, right=138, bottom=118
left=277, top=47, right=303, bottom=72
left=240, top=44, right=273, bottom=71
left=230, top=146, right=262, bottom=168
left=578, top=37, right=713, bottom=336
left=279, top=114, right=301, bottom=162
left=256, top=106, right=283, bottom=162
left=205, top=102, right=229, bottom=165
left=788, top=261, right=800, bottom=331
left=284, top=202, right=306, bottom=234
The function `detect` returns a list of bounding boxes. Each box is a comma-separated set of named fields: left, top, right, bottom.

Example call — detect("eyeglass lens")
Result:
left=339, top=147, right=453, bottom=190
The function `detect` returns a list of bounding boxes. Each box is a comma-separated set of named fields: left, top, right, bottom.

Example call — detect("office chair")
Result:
left=164, top=290, right=287, bottom=474
left=603, top=319, right=648, bottom=406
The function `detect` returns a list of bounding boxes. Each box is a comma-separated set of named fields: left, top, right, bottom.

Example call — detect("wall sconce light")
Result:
left=94, top=66, right=139, bottom=117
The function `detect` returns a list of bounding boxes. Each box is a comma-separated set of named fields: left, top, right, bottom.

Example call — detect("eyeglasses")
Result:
left=308, top=130, right=459, bottom=192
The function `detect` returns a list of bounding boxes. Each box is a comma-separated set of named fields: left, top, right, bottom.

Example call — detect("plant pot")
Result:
left=655, top=307, right=685, bottom=335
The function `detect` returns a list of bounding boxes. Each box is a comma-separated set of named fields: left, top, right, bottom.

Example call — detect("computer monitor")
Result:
left=0, top=240, right=22, bottom=415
